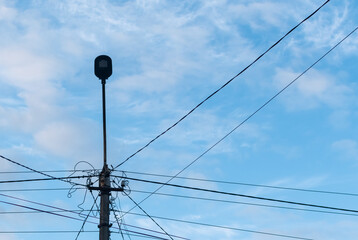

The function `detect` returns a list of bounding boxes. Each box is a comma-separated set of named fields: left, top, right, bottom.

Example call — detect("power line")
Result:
left=0, top=169, right=98, bottom=174
left=0, top=198, right=176, bottom=240
left=121, top=212, right=313, bottom=240
left=122, top=216, right=189, bottom=240
left=0, top=192, right=91, bottom=218
left=0, top=193, right=187, bottom=240
left=0, top=231, right=169, bottom=239
left=117, top=201, right=133, bottom=240
left=118, top=170, right=358, bottom=197
left=0, top=199, right=87, bottom=222
left=121, top=24, right=358, bottom=216
left=2, top=190, right=358, bottom=218
left=2, top=172, right=358, bottom=198
left=89, top=189, right=101, bottom=214
left=0, top=187, right=85, bottom=192
left=110, top=201, right=125, bottom=240
left=2, top=168, right=357, bottom=197
left=110, top=193, right=189, bottom=240
left=120, top=176, right=358, bottom=214
left=0, top=169, right=354, bottom=196
left=128, top=189, right=358, bottom=217
left=125, top=193, right=174, bottom=240
left=0, top=154, right=86, bottom=186
left=2, top=207, right=354, bottom=240
left=0, top=207, right=315, bottom=240
left=0, top=175, right=97, bottom=184
left=1, top=207, right=353, bottom=240
left=112, top=0, right=331, bottom=170
left=0, top=230, right=99, bottom=234
left=0, top=192, right=315, bottom=239
left=122, top=195, right=312, bottom=240
left=75, top=193, right=99, bottom=240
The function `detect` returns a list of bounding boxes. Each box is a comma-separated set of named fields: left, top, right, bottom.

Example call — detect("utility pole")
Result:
left=90, top=55, right=123, bottom=240
left=99, top=164, right=111, bottom=240
left=96, top=55, right=112, bottom=240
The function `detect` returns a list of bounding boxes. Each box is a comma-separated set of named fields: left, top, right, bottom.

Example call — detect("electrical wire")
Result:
left=1, top=169, right=356, bottom=197
left=112, top=0, right=331, bottom=170
left=89, top=190, right=100, bottom=217
left=0, top=207, right=315, bottom=240
left=116, top=198, right=133, bottom=240
left=0, top=175, right=97, bottom=184
left=117, top=170, right=358, bottom=197
left=0, top=198, right=176, bottom=240
left=0, top=192, right=79, bottom=212
left=75, top=193, right=99, bottom=240
left=0, top=199, right=87, bottom=222
left=120, top=212, right=313, bottom=240
left=0, top=169, right=99, bottom=174
left=110, top=170, right=174, bottom=238
left=0, top=187, right=85, bottom=192
left=117, top=197, right=314, bottom=240
left=116, top=232, right=171, bottom=239
left=2, top=191, right=358, bottom=218
left=124, top=192, right=174, bottom=240
left=121, top=219, right=189, bottom=240
left=0, top=154, right=87, bottom=186
left=119, top=25, right=358, bottom=216
left=128, top=189, right=358, bottom=217
left=110, top=200, right=125, bottom=240
left=0, top=231, right=168, bottom=239
left=0, top=193, right=187, bottom=240
left=120, top=176, right=358, bottom=214
left=120, top=190, right=314, bottom=240
left=0, top=230, right=99, bottom=234
left=1, top=173, right=358, bottom=198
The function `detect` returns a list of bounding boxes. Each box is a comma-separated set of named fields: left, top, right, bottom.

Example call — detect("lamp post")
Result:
left=95, top=55, right=112, bottom=167
left=94, top=55, right=112, bottom=240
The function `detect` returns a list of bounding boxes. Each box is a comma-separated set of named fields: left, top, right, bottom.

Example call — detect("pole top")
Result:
left=95, top=55, right=112, bottom=81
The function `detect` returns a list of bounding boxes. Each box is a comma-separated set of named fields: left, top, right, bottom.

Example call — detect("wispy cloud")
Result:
left=301, top=1, right=350, bottom=49
left=273, top=68, right=352, bottom=111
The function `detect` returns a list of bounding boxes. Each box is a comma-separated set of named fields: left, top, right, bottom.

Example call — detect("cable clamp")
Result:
left=98, top=223, right=113, bottom=228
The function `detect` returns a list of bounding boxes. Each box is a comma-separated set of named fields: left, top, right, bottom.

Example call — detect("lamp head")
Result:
left=95, top=55, right=112, bottom=80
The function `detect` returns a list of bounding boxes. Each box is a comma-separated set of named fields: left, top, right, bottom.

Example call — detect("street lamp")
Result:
left=95, top=55, right=112, bottom=81
left=94, top=55, right=112, bottom=240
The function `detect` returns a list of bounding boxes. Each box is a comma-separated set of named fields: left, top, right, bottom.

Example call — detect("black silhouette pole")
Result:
left=94, top=55, right=112, bottom=240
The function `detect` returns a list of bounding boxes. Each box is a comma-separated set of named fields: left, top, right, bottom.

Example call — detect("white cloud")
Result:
left=302, top=1, right=349, bottom=49
left=0, top=93, right=63, bottom=134
left=33, top=120, right=102, bottom=166
left=113, top=68, right=179, bottom=93
left=228, top=1, right=301, bottom=30
left=0, top=1, right=16, bottom=21
left=0, top=13, right=68, bottom=132
left=274, top=68, right=352, bottom=111
left=0, top=48, right=61, bottom=88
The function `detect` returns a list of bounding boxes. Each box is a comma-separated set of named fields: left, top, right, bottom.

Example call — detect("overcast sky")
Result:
left=1, top=0, right=358, bottom=239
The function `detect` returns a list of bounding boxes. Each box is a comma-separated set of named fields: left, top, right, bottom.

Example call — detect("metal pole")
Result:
left=101, top=79, right=107, bottom=166
left=99, top=79, right=111, bottom=240
left=94, top=55, right=113, bottom=240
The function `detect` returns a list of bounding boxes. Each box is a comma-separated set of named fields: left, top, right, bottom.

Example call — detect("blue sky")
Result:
left=1, top=0, right=358, bottom=239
